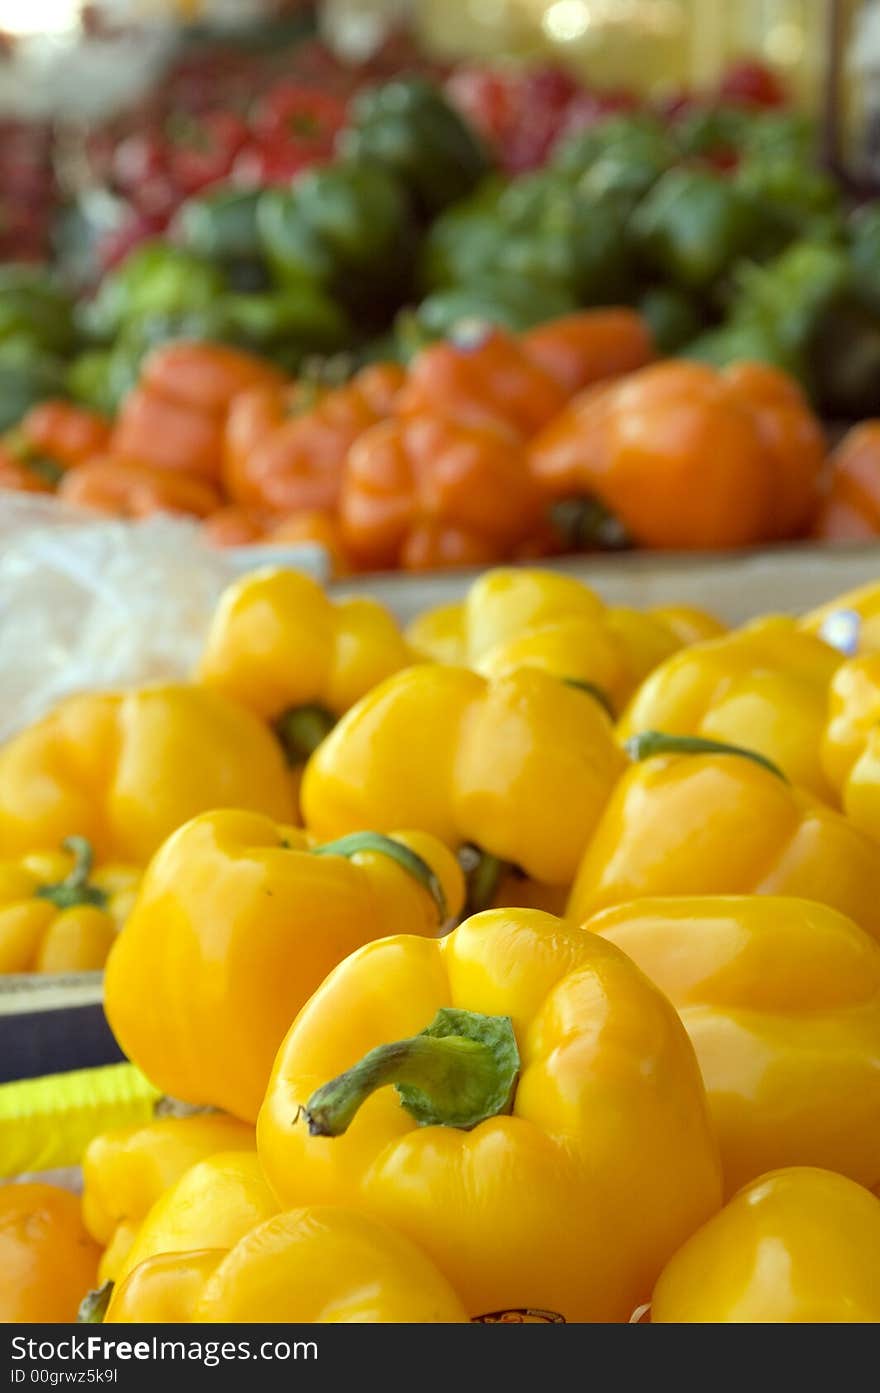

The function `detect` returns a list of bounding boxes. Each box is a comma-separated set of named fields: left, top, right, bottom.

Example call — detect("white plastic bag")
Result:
left=0, top=495, right=325, bottom=741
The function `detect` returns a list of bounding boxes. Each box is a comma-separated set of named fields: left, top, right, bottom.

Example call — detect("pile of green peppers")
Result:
left=65, top=78, right=492, bottom=413
left=4, top=81, right=880, bottom=426
left=0, top=266, right=75, bottom=431
left=415, top=104, right=880, bottom=414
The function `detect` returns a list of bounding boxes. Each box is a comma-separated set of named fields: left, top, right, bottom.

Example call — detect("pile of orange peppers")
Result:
left=3, top=562, right=880, bottom=1324
left=5, top=309, right=880, bottom=569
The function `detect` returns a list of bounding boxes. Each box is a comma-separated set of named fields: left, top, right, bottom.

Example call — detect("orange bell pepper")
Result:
left=112, top=389, right=226, bottom=483
left=201, top=504, right=268, bottom=547
left=111, top=341, right=282, bottom=483
left=0, top=443, right=57, bottom=494
left=812, top=421, right=880, bottom=541
left=59, top=457, right=221, bottom=519
left=17, top=399, right=112, bottom=469
left=268, top=509, right=354, bottom=576
left=530, top=360, right=824, bottom=550
left=0, top=1183, right=100, bottom=1323
left=340, top=414, right=538, bottom=572
left=0, top=401, right=112, bottom=494
left=722, top=362, right=826, bottom=539
left=138, top=340, right=284, bottom=415
left=223, top=363, right=405, bottom=515
left=522, top=308, right=655, bottom=396
left=396, top=325, right=568, bottom=438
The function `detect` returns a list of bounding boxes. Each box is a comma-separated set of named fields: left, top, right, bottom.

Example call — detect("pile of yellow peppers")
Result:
left=3, top=563, right=880, bottom=1323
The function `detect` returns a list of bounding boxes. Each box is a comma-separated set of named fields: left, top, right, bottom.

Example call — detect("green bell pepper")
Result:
left=175, top=185, right=272, bottom=293
left=78, top=242, right=227, bottom=342
left=730, top=240, right=852, bottom=364
left=423, top=175, right=631, bottom=307
left=339, top=77, right=491, bottom=218
left=733, top=158, right=844, bottom=252
left=684, top=320, right=800, bottom=376
left=741, top=109, right=817, bottom=164
left=176, top=185, right=264, bottom=265
left=632, top=166, right=768, bottom=290
left=418, top=178, right=509, bottom=292
left=66, top=349, right=119, bottom=416
left=256, top=163, right=414, bottom=320
left=552, top=113, right=677, bottom=209
left=673, top=105, right=750, bottom=160
left=637, top=285, right=705, bottom=354
left=398, top=276, right=578, bottom=354
left=0, top=268, right=76, bottom=357
left=222, top=286, right=351, bottom=354
left=686, top=239, right=854, bottom=392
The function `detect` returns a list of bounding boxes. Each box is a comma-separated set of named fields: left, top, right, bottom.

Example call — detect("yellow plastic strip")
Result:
left=0, top=1063, right=160, bottom=1179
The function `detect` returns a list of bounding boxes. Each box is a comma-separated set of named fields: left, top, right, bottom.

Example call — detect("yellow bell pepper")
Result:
left=301, top=665, right=626, bottom=902
left=104, top=1250, right=224, bottom=1324
left=0, top=684, right=295, bottom=864
left=651, top=1168, right=880, bottom=1323
left=81, top=1112, right=255, bottom=1283
left=822, top=653, right=880, bottom=842
left=197, top=567, right=412, bottom=764
left=619, top=618, right=842, bottom=801
left=0, top=837, right=139, bottom=973
left=587, top=895, right=880, bottom=1194
left=107, top=1209, right=468, bottom=1324
left=257, top=907, right=722, bottom=1323
left=105, top=811, right=463, bottom=1123
left=567, top=732, right=880, bottom=938
left=801, top=579, right=880, bottom=655
left=406, top=568, right=724, bottom=716
left=111, top=1151, right=278, bottom=1290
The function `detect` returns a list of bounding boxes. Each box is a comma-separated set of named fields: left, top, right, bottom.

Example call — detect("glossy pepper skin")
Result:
left=256, top=164, right=414, bottom=321
left=567, top=735, right=880, bottom=938
left=110, top=1152, right=278, bottom=1290
left=257, top=908, right=722, bottom=1323
left=405, top=568, right=724, bottom=716
left=82, top=1112, right=255, bottom=1284
left=821, top=654, right=880, bottom=842
left=12, top=399, right=111, bottom=471
left=632, top=166, right=768, bottom=290
left=0, top=683, right=295, bottom=864
left=105, top=811, right=464, bottom=1123
left=396, top=325, right=567, bottom=439
left=812, top=422, right=880, bottom=540
left=340, top=414, right=540, bottom=573
left=302, top=664, right=626, bottom=889
left=108, top=1208, right=468, bottom=1324
left=619, top=617, right=842, bottom=802
left=58, top=457, right=222, bottom=520
left=111, top=341, right=282, bottom=484
left=589, top=896, right=880, bottom=1194
left=652, top=1168, right=880, bottom=1323
left=340, top=77, right=490, bottom=219
left=522, top=308, right=654, bottom=396
left=801, top=578, right=880, bottom=655
left=196, top=567, right=411, bottom=768
left=530, top=360, right=824, bottom=549
left=0, top=838, right=139, bottom=973
left=223, top=363, right=404, bottom=515
left=0, top=1183, right=100, bottom=1323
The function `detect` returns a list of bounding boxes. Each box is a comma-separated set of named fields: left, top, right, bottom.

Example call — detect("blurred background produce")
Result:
left=0, top=1, right=878, bottom=573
